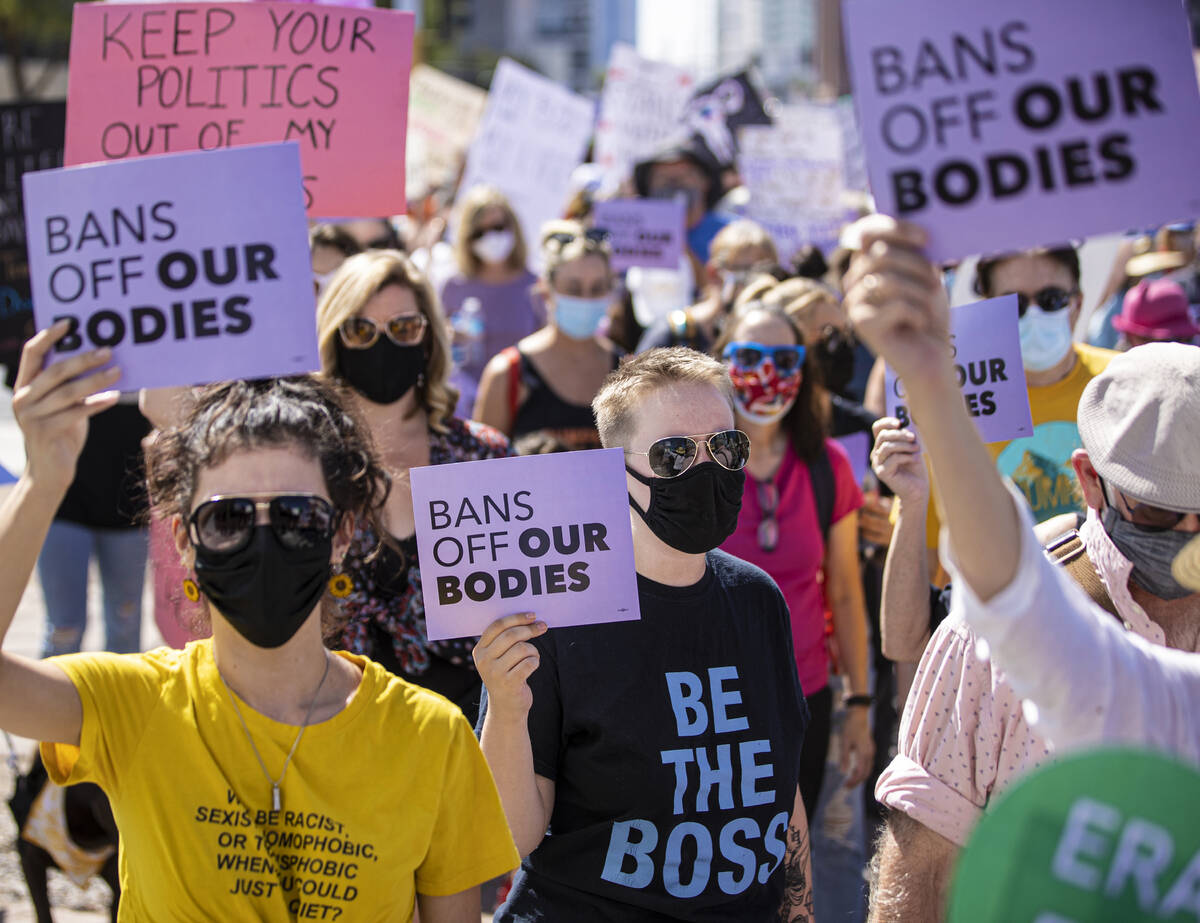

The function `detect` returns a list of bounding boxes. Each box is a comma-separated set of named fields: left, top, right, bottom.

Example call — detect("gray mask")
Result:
left=1101, top=506, right=1197, bottom=601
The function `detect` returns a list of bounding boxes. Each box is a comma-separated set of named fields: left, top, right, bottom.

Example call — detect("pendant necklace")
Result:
left=222, top=653, right=332, bottom=812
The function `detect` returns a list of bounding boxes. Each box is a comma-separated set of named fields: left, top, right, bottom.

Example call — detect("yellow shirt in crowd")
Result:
left=42, top=640, right=519, bottom=922
left=922, top=342, right=1116, bottom=546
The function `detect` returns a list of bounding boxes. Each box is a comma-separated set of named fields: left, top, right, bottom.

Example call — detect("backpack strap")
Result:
left=807, top=445, right=835, bottom=541
left=501, top=346, right=521, bottom=424
left=1045, top=530, right=1120, bottom=620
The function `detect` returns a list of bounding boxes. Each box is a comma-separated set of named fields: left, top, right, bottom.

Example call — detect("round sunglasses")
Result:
left=1013, top=287, right=1077, bottom=318
left=625, top=429, right=751, bottom=479
left=723, top=341, right=806, bottom=375
left=339, top=313, right=428, bottom=349
left=188, top=494, right=337, bottom=555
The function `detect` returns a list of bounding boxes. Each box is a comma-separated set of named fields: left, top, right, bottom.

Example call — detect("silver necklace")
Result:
left=222, top=653, right=332, bottom=812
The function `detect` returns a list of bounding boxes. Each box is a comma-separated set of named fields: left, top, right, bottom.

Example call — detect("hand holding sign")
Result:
left=472, top=613, right=548, bottom=721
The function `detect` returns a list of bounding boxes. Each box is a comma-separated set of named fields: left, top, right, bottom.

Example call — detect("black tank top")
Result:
left=510, top=347, right=622, bottom=452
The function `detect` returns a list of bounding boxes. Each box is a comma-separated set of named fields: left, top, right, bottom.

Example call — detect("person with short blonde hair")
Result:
left=474, top=220, right=624, bottom=451
left=317, top=249, right=513, bottom=715
left=441, top=186, right=540, bottom=415
left=474, top=345, right=816, bottom=921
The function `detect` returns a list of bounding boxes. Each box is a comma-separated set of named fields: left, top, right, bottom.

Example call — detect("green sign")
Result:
left=950, top=748, right=1200, bottom=922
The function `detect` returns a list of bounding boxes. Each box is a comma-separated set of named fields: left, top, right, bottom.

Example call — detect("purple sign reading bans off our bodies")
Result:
left=22, top=142, right=317, bottom=391
left=843, top=0, right=1200, bottom=263
left=886, top=294, right=1032, bottom=444
left=411, top=448, right=641, bottom=641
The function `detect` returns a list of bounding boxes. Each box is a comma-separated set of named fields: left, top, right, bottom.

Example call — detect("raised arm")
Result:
left=474, top=612, right=555, bottom=856
left=0, top=323, right=121, bottom=744
left=872, top=418, right=934, bottom=664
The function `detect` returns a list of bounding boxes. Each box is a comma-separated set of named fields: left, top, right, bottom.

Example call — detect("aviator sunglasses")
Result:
left=188, top=494, right=338, bottom=554
left=1013, top=287, right=1077, bottom=318
left=339, top=313, right=428, bottom=349
left=626, top=429, right=751, bottom=479
left=723, top=342, right=806, bottom=375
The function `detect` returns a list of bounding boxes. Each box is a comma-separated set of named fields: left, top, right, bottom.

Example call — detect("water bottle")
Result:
left=451, top=297, right=485, bottom=369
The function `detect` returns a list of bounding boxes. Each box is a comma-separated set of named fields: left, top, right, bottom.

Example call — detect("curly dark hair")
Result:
left=145, top=376, right=391, bottom=641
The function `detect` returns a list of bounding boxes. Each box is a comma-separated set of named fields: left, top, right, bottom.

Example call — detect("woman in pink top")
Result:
left=715, top=301, right=874, bottom=818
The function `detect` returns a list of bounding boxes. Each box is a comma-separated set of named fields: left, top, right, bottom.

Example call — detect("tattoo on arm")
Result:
left=778, top=822, right=814, bottom=922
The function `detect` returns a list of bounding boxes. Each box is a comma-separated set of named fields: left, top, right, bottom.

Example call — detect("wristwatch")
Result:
left=844, top=694, right=874, bottom=708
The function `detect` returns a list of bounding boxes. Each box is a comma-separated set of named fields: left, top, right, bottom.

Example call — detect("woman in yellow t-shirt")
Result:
left=0, top=323, right=518, bottom=921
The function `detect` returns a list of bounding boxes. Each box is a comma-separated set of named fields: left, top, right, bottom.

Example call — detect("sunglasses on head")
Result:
left=545, top=228, right=612, bottom=249
left=722, top=342, right=806, bottom=376
left=339, top=313, right=428, bottom=349
left=1099, top=477, right=1192, bottom=533
left=626, top=429, right=751, bottom=479
left=470, top=222, right=509, bottom=241
left=1013, top=287, right=1077, bottom=318
left=189, top=494, right=337, bottom=555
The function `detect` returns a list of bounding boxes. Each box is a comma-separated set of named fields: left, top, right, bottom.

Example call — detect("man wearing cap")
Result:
left=633, top=137, right=732, bottom=265
left=1114, top=278, right=1198, bottom=348
left=844, top=218, right=1200, bottom=922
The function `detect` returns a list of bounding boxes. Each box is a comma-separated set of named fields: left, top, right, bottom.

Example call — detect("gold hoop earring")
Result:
left=182, top=578, right=200, bottom=603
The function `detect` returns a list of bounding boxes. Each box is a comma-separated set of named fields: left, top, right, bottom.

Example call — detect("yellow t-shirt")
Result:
left=921, top=343, right=1117, bottom=546
left=42, top=641, right=518, bottom=922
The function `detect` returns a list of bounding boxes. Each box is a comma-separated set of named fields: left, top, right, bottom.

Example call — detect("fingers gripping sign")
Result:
left=843, top=216, right=954, bottom=391
left=870, top=417, right=929, bottom=504
left=474, top=613, right=549, bottom=719
left=13, top=319, right=121, bottom=491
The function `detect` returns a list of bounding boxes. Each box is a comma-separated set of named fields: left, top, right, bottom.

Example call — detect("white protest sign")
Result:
left=592, top=198, right=686, bottom=270
left=456, top=59, right=593, bottom=262
left=594, top=43, right=695, bottom=192
left=886, top=294, right=1033, bottom=443
left=23, top=142, right=317, bottom=390
left=406, top=64, right=488, bottom=200
left=411, top=449, right=641, bottom=641
left=738, top=103, right=850, bottom=261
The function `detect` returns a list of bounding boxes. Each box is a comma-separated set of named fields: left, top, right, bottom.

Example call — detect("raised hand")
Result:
left=842, top=216, right=953, bottom=391
left=870, top=417, right=929, bottom=506
left=473, top=613, right=548, bottom=719
left=12, top=321, right=120, bottom=493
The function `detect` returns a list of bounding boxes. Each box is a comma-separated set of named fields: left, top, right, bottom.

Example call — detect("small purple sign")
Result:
left=843, top=0, right=1200, bottom=262
left=593, top=198, right=686, bottom=271
left=411, top=448, right=641, bottom=641
left=886, top=294, right=1032, bottom=444
left=22, top=142, right=318, bottom=390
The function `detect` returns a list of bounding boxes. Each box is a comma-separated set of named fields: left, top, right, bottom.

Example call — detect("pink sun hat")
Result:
left=1112, top=279, right=1198, bottom=341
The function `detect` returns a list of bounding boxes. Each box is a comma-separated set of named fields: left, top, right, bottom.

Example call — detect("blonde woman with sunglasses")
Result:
left=317, top=250, right=513, bottom=719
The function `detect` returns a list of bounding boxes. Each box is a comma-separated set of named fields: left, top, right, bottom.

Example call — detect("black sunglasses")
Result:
left=470, top=222, right=509, bottom=241
left=545, top=228, right=612, bottom=248
left=339, top=313, right=428, bottom=349
left=1014, top=287, right=1077, bottom=318
left=626, top=429, right=751, bottom=479
left=189, top=495, right=337, bottom=554
left=1098, top=477, right=1191, bottom=533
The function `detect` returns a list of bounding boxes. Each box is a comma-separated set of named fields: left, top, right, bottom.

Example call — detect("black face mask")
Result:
left=336, top=337, right=424, bottom=405
left=194, top=526, right=331, bottom=649
left=814, top=330, right=858, bottom=398
left=627, top=462, right=745, bottom=554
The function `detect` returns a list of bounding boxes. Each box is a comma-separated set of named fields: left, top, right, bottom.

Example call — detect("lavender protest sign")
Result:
left=592, top=198, right=686, bottom=270
left=594, top=44, right=694, bottom=192
left=406, top=64, right=487, bottom=200
left=843, top=0, right=1200, bottom=263
left=411, top=449, right=641, bottom=641
left=886, top=295, right=1032, bottom=444
left=23, top=142, right=318, bottom=390
left=456, top=59, right=593, bottom=268
left=64, top=2, right=414, bottom=217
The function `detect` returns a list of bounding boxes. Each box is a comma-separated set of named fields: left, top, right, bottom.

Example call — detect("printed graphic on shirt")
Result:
left=601, top=665, right=790, bottom=898
left=200, top=789, right=375, bottom=918
left=995, top=421, right=1083, bottom=522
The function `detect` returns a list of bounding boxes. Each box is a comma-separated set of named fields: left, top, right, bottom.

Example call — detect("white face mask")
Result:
left=1018, top=305, right=1074, bottom=372
left=472, top=229, right=516, bottom=265
left=313, top=270, right=336, bottom=299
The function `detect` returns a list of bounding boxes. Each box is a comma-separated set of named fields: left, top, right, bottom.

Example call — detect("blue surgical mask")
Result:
left=554, top=294, right=610, bottom=340
left=1018, top=305, right=1074, bottom=372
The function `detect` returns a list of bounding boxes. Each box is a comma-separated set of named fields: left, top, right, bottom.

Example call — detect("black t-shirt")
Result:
left=56, top=403, right=150, bottom=530
left=492, top=550, right=809, bottom=922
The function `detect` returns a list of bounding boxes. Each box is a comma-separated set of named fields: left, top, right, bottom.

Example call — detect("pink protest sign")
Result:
left=22, top=142, right=319, bottom=391
left=411, top=449, right=642, bottom=641
left=63, top=2, right=413, bottom=217
left=886, top=294, right=1032, bottom=444
left=593, top=198, right=686, bottom=270
left=843, top=0, right=1200, bottom=262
